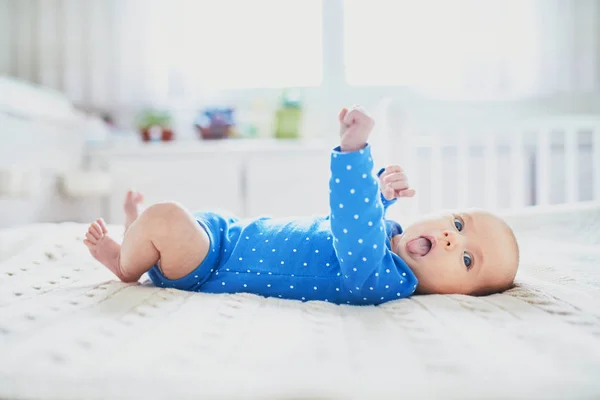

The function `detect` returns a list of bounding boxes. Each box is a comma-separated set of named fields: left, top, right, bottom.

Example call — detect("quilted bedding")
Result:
left=0, top=202, right=599, bottom=399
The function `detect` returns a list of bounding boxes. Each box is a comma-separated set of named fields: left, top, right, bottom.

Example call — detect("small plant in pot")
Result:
left=137, top=109, right=174, bottom=142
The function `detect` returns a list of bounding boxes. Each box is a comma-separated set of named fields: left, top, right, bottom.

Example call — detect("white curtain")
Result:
left=0, top=0, right=322, bottom=110
left=537, top=0, right=600, bottom=95
left=1, top=0, right=599, bottom=109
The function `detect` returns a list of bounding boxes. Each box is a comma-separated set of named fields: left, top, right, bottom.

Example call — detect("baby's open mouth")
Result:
left=407, top=236, right=433, bottom=257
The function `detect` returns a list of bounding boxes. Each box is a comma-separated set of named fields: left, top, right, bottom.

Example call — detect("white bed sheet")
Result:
left=0, top=203, right=599, bottom=400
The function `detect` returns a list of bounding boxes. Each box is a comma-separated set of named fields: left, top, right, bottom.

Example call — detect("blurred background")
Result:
left=1, top=0, right=599, bottom=228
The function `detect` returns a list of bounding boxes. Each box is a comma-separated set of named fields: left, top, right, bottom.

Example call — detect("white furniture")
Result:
left=87, top=139, right=343, bottom=224
left=0, top=77, right=87, bottom=228
left=87, top=97, right=600, bottom=226
left=377, top=95, right=600, bottom=219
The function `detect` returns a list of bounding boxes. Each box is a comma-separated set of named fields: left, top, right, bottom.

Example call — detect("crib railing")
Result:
left=531, top=119, right=600, bottom=206
left=375, top=98, right=600, bottom=215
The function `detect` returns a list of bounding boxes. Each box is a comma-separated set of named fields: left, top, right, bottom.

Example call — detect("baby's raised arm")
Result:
left=329, top=106, right=393, bottom=290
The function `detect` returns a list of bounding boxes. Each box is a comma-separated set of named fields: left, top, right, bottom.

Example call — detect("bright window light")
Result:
left=167, top=0, right=323, bottom=90
left=343, top=0, right=540, bottom=98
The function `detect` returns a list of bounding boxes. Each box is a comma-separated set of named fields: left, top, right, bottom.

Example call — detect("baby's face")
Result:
left=393, top=210, right=519, bottom=295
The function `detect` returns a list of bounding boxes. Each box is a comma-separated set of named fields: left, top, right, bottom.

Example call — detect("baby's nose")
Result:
left=441, top=230, right=460, bottom=250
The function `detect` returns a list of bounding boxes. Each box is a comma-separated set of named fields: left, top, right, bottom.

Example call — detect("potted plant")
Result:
left=137, top=109, right=174, bottom=142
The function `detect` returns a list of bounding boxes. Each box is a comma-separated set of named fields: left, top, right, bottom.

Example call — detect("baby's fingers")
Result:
left=397, top=188, right=416, bottom=198
left=379, top=165, right=403, bottom=179
left=382, top=185, right=396, bottom=200
left=388, top=179, right=410, bottom=192
left=382, top=172, right=408, bottom=185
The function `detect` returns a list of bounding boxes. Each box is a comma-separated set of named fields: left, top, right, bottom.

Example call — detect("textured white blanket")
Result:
left=1, top=203, right=599, bottom=400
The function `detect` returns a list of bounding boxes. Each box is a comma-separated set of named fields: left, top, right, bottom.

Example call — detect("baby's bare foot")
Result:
left=124, top=190, right=144, bottom=232
left=83, top=218, right=136, bottom=282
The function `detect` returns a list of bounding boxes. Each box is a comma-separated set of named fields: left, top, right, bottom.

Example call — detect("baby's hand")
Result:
left=338, top=105, right=374, bottom=152
left=379, top=165, right=416, bottom=200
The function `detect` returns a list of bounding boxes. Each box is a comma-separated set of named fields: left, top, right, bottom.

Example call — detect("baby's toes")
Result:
left=96, top=218, right=108, bottom=234
left=85, top=231, right=98, bottom=244
left=132, top=192, right=144, bottom=204
left=89, top=222, right=103, bottom=239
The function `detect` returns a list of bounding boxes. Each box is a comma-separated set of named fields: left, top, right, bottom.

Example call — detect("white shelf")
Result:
left=87, top=138, right=336, bottom=223
left=87, top=138, right=337, bottom=158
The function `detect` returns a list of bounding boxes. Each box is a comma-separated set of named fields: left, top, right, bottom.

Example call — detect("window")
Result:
left=343, top=0, right=540, bottom=99
left=165, top=0, right=323, bottom=92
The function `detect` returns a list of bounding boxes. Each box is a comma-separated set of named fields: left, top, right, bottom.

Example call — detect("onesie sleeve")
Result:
left=329, top=144, right=417, bottom=302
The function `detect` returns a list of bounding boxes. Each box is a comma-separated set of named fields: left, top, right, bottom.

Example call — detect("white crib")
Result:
left=374, top=96, right=600, bottom=218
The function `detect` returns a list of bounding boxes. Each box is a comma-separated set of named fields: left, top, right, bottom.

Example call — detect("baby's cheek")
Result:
left=420, top=254, right=457, bottom=280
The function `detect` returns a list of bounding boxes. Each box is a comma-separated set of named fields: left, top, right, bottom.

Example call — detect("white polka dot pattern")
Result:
left=326, top=144, right=418, bottom=304
left=155, top=145, right=418, bottom=306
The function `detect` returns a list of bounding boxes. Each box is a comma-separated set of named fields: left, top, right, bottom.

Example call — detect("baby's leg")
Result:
left=84, top=202, right=210, bottom=282
left=123, top=190, right=144, bottom=233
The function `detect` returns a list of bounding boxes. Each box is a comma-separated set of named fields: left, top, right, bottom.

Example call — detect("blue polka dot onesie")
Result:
left=148, top=144, right=419, bottom=305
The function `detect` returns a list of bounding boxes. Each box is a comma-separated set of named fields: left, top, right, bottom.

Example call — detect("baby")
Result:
left=84, top=106, right=519, bottom=305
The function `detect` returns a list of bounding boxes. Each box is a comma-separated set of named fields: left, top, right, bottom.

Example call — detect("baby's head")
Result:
left=393, top=210, right=519, bottom=295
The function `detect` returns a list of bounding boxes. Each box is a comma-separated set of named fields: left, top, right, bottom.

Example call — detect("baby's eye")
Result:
left=463, top=252, right=472, bottom=269
left=454, top=218, right=464, bottom=232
